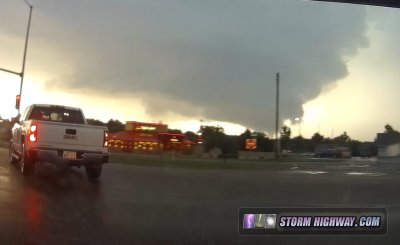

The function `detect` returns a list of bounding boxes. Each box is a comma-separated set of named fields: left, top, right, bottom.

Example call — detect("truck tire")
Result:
left=85, top=165, right=102, bottom=181
left=9, top=143, right=18, bottom=164
left=20, top=143, right=35, bottom=176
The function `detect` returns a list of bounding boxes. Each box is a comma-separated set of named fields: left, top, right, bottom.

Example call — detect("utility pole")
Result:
left=295, top=117, right=302, bottom=137
left=275, top=73, right=280, bottom=159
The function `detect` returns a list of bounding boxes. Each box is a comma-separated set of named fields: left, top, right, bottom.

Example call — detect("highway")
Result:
left=0, top=148, right=399, bottom=244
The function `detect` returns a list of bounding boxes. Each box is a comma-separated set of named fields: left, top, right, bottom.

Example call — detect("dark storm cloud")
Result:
left=2, top=0, right=368, bottom=131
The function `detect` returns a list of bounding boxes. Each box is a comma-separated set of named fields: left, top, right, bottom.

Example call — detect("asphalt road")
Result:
left=0, top=148, right=400, bottom=244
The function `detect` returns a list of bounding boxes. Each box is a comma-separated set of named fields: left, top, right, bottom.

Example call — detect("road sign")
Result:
left=246, top=139, right=257, bottom=150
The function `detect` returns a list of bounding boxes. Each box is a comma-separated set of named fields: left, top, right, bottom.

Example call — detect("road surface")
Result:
left=0, top=148, right=399, bottom=244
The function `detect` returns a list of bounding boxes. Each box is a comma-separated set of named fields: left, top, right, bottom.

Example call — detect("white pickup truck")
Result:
left=9, top=104, right=109, bottom=181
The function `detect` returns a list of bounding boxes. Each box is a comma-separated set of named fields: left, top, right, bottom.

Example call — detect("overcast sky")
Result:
left=1, top=0, right=399, bottom=141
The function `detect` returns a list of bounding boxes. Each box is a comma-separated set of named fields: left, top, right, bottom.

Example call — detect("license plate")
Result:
left=63, top=151, right=77, bottom=159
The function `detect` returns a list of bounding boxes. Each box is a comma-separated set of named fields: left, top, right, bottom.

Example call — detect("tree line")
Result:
left=2, top=114, right=392, bottom=157
left=86, top=119, right=125, bottom=132
left=196, top=125, right=379, bottom=157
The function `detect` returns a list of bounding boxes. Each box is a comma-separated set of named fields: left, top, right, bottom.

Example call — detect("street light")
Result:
left=295, top=117, right=302, bottom=137
left=0, top=0, right=33, bottom=115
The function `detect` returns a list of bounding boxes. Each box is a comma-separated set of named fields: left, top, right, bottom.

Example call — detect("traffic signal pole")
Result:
left=0, top=68, right=22, bottom=77
left=18, top=3, right=33, bottom=115
left=0, top=1, right=33, bottom=115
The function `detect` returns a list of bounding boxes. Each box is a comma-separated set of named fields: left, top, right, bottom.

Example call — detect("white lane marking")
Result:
left=348, top=164, right=370, bottom=168
left=352, top=157, right=378, bottom=161
left=292, top=170, right=327, bottom=175
left=346, top=172, right=386, bottom=177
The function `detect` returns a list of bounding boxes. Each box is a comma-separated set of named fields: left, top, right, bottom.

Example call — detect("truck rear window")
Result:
left=28, top=106, right=85, bottom=124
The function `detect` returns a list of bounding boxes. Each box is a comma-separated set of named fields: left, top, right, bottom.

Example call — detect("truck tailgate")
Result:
left=32, top=120, right=107, bottom=153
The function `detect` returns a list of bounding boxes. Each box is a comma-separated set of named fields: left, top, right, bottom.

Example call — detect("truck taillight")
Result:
left=104, top=131, right=109, bottom=147
left=29, top=124, right=38, bottom=142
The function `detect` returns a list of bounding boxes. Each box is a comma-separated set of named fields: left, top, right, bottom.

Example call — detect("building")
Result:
left=375, top=132, right=400, bottom=157
left=357, top=142, right=375, bottom=157
left=158, top=133, right=185, bottom=151
left=108, top=121, right=187, bottom=153
left=335, top=147, right=352, bottom=158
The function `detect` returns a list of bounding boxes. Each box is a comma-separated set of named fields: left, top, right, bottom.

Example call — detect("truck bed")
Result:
left=28, top=120, right=107, bottom=154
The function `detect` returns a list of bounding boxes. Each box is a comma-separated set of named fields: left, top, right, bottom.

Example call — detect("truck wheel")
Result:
left=85, top=165, right=102, bottom=181
left=8, top=143, right=18, bottom=164
left=20, top=144, right=35, bottom=176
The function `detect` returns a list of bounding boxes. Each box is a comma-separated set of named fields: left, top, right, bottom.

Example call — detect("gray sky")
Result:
left=1, top=0, right=399, bottom=140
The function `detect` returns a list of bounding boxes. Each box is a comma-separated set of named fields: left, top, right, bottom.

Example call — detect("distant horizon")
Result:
left=84, top=116, right=383, bottom=143
left=0, top=106, right=388, bottom=142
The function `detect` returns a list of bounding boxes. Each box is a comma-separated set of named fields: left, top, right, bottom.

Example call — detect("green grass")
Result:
left=109, top=152, right=347, bottom=171
left=0, top=140, right=348, bottom=171
left=110, top=152, right=271, bottom=170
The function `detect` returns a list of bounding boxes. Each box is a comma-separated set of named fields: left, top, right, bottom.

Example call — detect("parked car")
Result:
left=315, top=149, right=340, bottom=158
left=9, top=104, right=109, bottom=181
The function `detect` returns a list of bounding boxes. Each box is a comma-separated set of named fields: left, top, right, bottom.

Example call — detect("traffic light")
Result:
left=15, top=95, right=21, bottom=109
